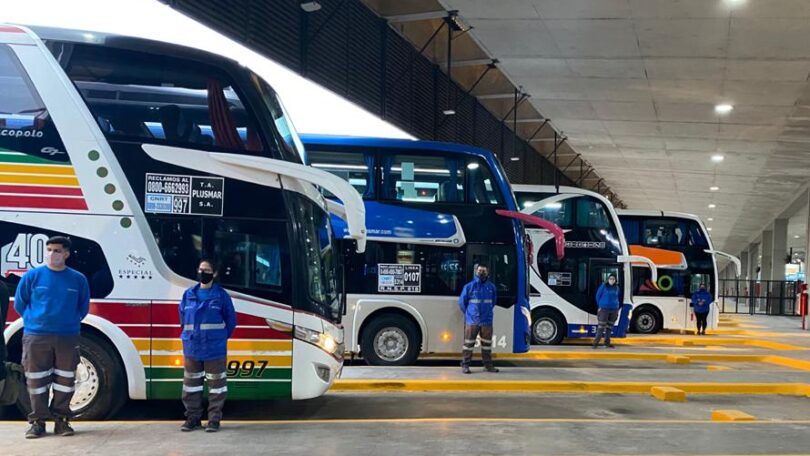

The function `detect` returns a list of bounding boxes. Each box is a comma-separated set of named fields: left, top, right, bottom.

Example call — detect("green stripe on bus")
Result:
left=0, top=149, right=65, bottom=165
left=146, top=367, right=292, bottom=381
left=148, top=381, right=292, bottom=400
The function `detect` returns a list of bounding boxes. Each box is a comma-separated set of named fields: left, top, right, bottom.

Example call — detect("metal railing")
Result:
left=718, top=279, right=800, bottom=316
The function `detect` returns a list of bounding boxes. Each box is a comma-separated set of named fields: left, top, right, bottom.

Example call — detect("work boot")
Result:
left=462, top=366, right=472, bottom=374
left=605, top=343, right=615, bottom=349
left=54, top=417, right=74, bottom=436
left=484, top=365, right=500, bottom=373
left=180, top=417, right=203, bottom=432
left=205, top=421, right=221, bottom=433
left=25, top=420, right=46, bottom=439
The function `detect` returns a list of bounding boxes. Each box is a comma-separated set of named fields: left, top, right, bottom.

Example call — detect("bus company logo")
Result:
left=118, top=251, right=153, bottom=280
left=565, top=241, right=606, bottom=249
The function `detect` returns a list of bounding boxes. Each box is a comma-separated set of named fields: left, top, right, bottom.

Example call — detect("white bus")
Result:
left=618, top=210, right=741, bottom=334
left=1, top=25, right=366, bottom=419
left=513, top=185, right=661, bottom=344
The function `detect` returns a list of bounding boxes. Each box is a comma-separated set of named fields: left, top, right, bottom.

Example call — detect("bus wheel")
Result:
left=531, top=309, right=565, bottom=345
left=361, top=314, right=420, bottom=366
left=71, top=333, right=127, bottom=420
left=632, top=307, right=661, bottom=334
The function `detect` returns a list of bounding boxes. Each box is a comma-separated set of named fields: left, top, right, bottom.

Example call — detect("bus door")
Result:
left=588, top=260, right=623, bottom=328
left=466, top=243, right=517, bottom=352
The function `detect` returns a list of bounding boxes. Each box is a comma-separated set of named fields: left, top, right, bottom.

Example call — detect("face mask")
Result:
left=197, top=271, right=214, bottom=284
left=608, top=279, right=616, bottom=285
left=477, top=273, right=488, bottom=282
left=46, top=251, right=66, bottom=267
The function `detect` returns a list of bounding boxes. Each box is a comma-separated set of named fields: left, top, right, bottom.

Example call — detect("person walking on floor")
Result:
left=691, top=283, right=713, bottom=335
left=179, top=259, right=236, bottom=433
left=459, top=263, right=499, bottom=374
left=14, top=236, right=90, bottom=438
left=593, top=273, right=621, bottom=349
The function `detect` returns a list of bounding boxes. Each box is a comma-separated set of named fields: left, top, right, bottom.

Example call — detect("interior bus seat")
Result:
left=159, top=104, right=205, bottom=144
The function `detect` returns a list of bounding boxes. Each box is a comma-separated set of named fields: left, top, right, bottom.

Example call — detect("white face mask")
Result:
left=46, top=251, right=66, bottom=268
left=608, top=278, right=616, bottom=285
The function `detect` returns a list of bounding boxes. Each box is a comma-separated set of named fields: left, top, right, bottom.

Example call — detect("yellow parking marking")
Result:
left=706, top=365, right=734, bottom=371
left=332, top=380, right=810, bottom=396
left=665, top=355, right=690, bottom=364
left=571, top=337, right=806, bottom=351
left=650, top=386, right=686, bottom=401
left=712, top=410, right=756, bottom=421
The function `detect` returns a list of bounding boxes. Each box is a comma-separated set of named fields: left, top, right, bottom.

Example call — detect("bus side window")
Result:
left=307, top=149, right=375, bottom=199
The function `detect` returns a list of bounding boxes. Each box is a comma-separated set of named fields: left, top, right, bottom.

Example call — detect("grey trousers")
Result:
left=22, top=334, right=80, bottom=422
left=462, top=325, right=494, bottom=368
left=593, top=309, right=619, bottom=345
left=182, top=357, right=227, bottom=422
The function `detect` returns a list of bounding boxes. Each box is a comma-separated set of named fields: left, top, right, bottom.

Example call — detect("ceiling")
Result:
left=366, top=0, right=810, bottom=255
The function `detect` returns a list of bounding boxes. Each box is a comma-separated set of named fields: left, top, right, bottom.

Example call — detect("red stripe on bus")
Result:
left=0, top=195, right=87, bottom=210
left=151, top=304, right=272, bottom=326
left=0, top=185, right=84, bottom=196
left=0, top=26, right=25, bottom=33
left=88, top=302, right=151, bottom=324
left=149, top=326, right=291, bottom=340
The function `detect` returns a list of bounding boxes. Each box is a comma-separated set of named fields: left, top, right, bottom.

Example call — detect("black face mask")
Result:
left=477, top=273, right=489, bottom=282
left=197, top=271, right=215, bottom=285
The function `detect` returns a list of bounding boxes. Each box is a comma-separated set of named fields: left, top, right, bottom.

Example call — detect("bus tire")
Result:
left=71, top=333, right=127, bottom=420
left=531, top=308, right=566, bottom=345
left=361, top=314, right=421, bottom=366
left=631, top=306, right=662, bottom=334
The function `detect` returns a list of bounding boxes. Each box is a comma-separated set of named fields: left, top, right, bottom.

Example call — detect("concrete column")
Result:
left=771, top=218, right=788, bottom=281
left=748, top=242, right=760, bottom=281
left=761, top=230, right=773, bottom=281
left=740, top=250, right=749, bottom=281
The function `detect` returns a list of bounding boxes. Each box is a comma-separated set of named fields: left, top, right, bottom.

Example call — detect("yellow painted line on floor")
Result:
left=706, top=365, right=734, bottom=371
left=583, top=336, right=807, bottom=351
left=712, top=410, right=756, bottom=421
left=332, top=380, right=810, bottom=396
left=666, top=355, right=690, bottom=364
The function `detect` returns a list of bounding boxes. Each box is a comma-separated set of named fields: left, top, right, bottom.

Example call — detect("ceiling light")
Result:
left=300, top=1, right=322, bottom=12
left=795, top=235, right=801, bottom=239
left=711, top=154, right=725, bottom=163
left=710, top=186, right=719, bottom=191
left=467, top=163, right=480, bottom=170
left=707, top=218, right=714, bottom=222
left=714, top=103, right=733, bottom=114
left=708, top=204, right=716, bottom=209
left=707, top=227, right=713, bottom=232
left=510, top=157, right=520, bottom=161
left=442, top=109, right=456, bottom=116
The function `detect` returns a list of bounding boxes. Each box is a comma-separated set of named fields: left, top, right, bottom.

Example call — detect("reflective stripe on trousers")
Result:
left=182, top=357, right=228, bottom=422
left=22, top=334, right=80, bottom=422
left=461, top=325, right=494, bottom=368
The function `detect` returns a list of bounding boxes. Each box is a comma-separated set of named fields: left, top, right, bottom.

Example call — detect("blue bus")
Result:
left=302, top=135, right=531, bottom=365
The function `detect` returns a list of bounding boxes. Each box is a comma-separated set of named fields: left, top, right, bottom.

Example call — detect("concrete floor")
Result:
left=1, top=314, right=808, bottom=455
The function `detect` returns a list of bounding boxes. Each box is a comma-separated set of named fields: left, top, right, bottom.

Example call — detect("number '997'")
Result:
left=226, top=360, right=268, bottom=377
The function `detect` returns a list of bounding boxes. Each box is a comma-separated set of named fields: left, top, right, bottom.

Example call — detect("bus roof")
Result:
left=512, top=184, right=611, bottom=203
left=616, top=209, right=704, bottom=223
left=300, top=134, right=497, bottom=161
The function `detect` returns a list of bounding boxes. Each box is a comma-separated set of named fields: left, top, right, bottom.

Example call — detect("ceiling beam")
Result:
left=475, top=92, right=516, bottom=100
left=385, top=10, right=448, bottom=23
left=435, top=58, right=495, bottom=67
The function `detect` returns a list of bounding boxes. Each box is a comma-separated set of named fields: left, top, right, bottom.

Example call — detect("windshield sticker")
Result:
left=565, top=241, right=606, bottom=249
left=145, top=173, right=224, bottom=216
left=378, top=264, right=421, bottom=293
left=548, top=272, right=572, bottom=287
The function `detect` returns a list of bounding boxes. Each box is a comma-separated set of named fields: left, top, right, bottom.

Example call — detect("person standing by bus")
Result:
left=14, top=236, right=89, bottom=438
left=459, top=264, right=499, bottom=374
left=0, top=280, right=8, bottom=382
left=179, top=259, right=236, bottom=433
left=691, top=283, right=713, bottom=335
left=593, top=274, right=620, bottom=349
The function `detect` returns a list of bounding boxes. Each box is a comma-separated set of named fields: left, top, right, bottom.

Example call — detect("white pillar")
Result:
left=772, top=218, right=788, bottom=282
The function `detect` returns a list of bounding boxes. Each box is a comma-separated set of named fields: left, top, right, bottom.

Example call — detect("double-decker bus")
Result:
left=302, top=135, right=537, bottom=365
left=513, top=185, right=662, bottom=344
left=618, top=210, right=741, bottom=334
left=1, top=26, right=366, bottom=419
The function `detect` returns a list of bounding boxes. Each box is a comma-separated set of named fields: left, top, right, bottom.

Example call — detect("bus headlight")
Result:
left=294, top=326, right=342, bottom=357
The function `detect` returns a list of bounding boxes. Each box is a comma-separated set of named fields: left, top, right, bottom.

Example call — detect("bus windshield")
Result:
left=293, top=194, right=340, bottom=320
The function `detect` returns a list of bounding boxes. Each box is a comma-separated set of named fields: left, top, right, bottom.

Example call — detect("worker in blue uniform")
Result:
left=459, top=263, right=499, bottom=374
left=691, top=283, right=713, bottom=335
left=593, top=273, right=620, bottom=349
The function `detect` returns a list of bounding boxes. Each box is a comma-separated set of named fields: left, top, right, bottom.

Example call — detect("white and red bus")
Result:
left=1, top=25, right=366, bottom=419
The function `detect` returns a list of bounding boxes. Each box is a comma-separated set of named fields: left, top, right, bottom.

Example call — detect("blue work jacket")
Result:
left=458, top=277, right=497, bottom=326
left=596, top=283, right=621, bottom=310
left=179, top=283, right=236, bottom=361
left=691, top=289, right=713, bottom=313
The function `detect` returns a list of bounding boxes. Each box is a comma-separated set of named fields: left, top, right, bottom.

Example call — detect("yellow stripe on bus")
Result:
left=132, top=338, right=292, bottom=352
left=145, top=355, right=292, bottom=368
left=0, top=173, right=79, bottom=186
left=0, top=164, right=77, bottom=176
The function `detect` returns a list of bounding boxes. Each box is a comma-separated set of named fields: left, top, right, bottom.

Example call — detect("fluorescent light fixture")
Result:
left=544, top=202, right=563, bottom=209
left=467, top=163, right=480, bottom=170
left=707, top=227, right=713, bottom=232
left=708, top=203, right=716, bottom=209
left=710, top=186, right=719, bottom=191
left=795, top=235, right=801, bottom=239
left=707, top=218, right=714, bottom=222
left=510, top=156, right=520, bottom=161
left=714, top=103, right=733, bottom=114
left=442, top=109, right=456, bottom=116
left=300, top=1, right=322, bottom=12
left=711, top=154, right=725, bottom=163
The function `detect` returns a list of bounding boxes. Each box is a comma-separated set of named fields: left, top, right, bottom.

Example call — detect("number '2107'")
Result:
left=226, top=360, right=268, bottom=377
